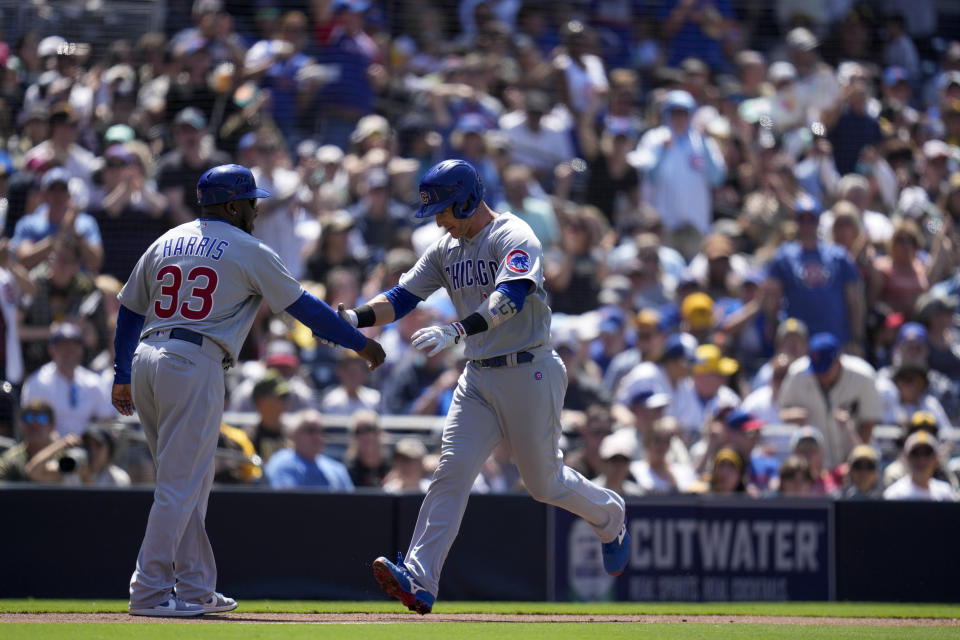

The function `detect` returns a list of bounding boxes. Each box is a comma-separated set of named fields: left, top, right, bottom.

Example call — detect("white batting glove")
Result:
left=411, top=323, right=465, bottom=356
left=337, top=303, right=359, bottom=327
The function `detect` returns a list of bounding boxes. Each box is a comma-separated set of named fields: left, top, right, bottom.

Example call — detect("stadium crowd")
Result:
left=0, top=0, right=958, bottom=502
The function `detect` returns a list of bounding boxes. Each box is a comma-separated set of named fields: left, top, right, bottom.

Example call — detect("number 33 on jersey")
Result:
left=117, top=218, right=305, bottom=367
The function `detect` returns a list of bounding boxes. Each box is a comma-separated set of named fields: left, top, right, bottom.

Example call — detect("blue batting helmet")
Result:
left=416, top=159, right=485, bottom=219
left=196, top=164, right=271, bottom=207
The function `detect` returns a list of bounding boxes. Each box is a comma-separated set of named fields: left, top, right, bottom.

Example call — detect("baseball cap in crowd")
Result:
left=768, top=61, right=797, bottom=84
left=82, top=425, right=116, bottom=455
left=174, top=107, right=207, bottom=130
left=897, top=322, right=928, bottom=345
left=794, top=193, right=821, bottom=217
left=682, top=293, right=714, bottom=331
left=316, top=144, right=345, bottom=165
left=41, top=167, right=71, bottom=190
left=453, top=113, right=489, bottom=135
left=909, top=410, right=938, bottom=434
left=394, top=437, right=427, bottom=460
left=922, top=140, right=951, bottom=161
left=50, top=321, right=83, bottom=343
left=776, top=317, right=809, bottom=343
left=104, top=144, right=136, bottom=165
left=333, top=0, right=371, bottom=13
left=366, top=167, right=390, bottom=191
left=916, top=291, right=959, bottom=320
left=264, top=340, right=300, bottom=369
left=693, top=344, right=738, bottom=376
left=786, top=27, right=819, bottom=52
left=663, top=89, right=696, bottom=113
left=598, top=306, right=626, bottom=335
left=726, top=408, right=763, bottom=432
left=807, top=332, right=839, bottom=374
left=883, top=66, right=909, bottom=87
left=904, top=430, right=938, bottom=457
left=847, top=444, right=878, bottom=466
left=37, top=35, right=67, bottom=58
left=790, top=425, right=825, bottom=451
left=252, top=370, right=291, bottom=400
left=350, top=114, right=390, bottom=145
left=296, top=139, right=318, bottom=159
left=628, top=387, right=671, bottom=410
left=938, top=70, right=960, bottom=91
left=104, top=124, right=136, bottom=145
left=237, top=132, right=257, bottom=154
left=635, top=308, right=661, bottom=330
left=599, top=434, right=633, bottom=462
left=714, top=447, right=744, bottom=471
left=660, top=332, right=698, bottom=363
left=897, top=185, right=934, bottom=218
left=49, top=102, right=78, bottom=126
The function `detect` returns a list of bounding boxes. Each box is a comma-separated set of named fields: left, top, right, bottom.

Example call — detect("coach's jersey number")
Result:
left=154, top=265, right=219, bottom=320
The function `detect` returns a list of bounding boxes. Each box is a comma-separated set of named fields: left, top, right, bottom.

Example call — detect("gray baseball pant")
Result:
left=403, top=346, right=625, bottom=596
left=128, top=333, right=225, bottom=608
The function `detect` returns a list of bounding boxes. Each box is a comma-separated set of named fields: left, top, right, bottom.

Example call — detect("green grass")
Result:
left=1, top=600, right=959, bottom=618
left=2, top=624, right=960, bottom=640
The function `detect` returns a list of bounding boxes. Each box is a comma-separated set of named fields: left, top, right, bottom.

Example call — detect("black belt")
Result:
left=170, top=327, right=204, bottom=346
left=472, top=351, right=534, bottom=368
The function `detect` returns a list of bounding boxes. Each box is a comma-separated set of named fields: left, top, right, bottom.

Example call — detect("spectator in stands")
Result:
left=553, top=21, right=608, bottom=118
left=382, top=437, right=430, bottom=493
left=553, top=326, right=607, bottom=412
left=0, top=400, right=60, bottom=481
left=320, top=351, right=381, bottom=415
left=21, top=322, right=114, bottom=436
left=69, top=425, right=130, bottom=487
left=249, top=370, right=293, bottom=464
left=778, top=332, right=883, bottom=469
left=741, top=353, right=790, bottom=425
left=595, top=433, right=642, bottom=498
left=764, top=195, right=865, bottom=353
left=563, top=404, right=613, bottom=481
left=603, top=308, right=663, bottom=396
left=787, top=426, right=840, bottom=496
left=264, top=409, right=354, bottom=491
left=702, top=447, right=748, bottom=496
left=629, top=416, right=696, bottom=496
left=871, top=219, right=930, bottom=317
left=829, top=71, right=882, bottom=176
left=881, top=411, right=958, bottom=493
left=343, top=408, right=389, bottom=488
left=155, top=107, right=231, bottom=224
left=784, top=27, right=841, bottom=126
left=304, top=213, right=366, bottom=287
left=11, top=167, right=102, bottom=272
left=496, top=163, right=560, bottom=248
left=878, top=361, right=951, bottom=433
left=693, top=408, right=768, bottom=491
left=577, top=98, right=640, bottom=230
left=499, top=90, right=573, bottom=186
left=229, top=342, right=315, bottom=413
left=214, top=422, right=262, bottom=485
left=0, top=382, right=17, bottom=455
left=680, top=293, right=716, bottom=343
left=348, top=167, right=414, bottom=264
left=687, top=344, right=741, bottom=444
left=22, top=103, right=97, bottom=194
left=631, top=90, right=726, bottom=238
left=917, top=292, right=960, bottom=381
left=776, top=455, right=814, bottom=497
left=842, top=444, right=882, bottom=499
left=751, top=317, right=809, bottom=390
left=884, top=431, right=957, bottom=501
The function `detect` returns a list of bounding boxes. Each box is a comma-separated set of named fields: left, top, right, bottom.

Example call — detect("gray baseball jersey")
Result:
left=118, top=218, right=303, bottom=366
left=399, top=212, right=550, bottom=359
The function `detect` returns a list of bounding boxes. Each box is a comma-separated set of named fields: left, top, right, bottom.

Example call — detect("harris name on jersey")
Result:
left=161, top=234, right=230, bottom=261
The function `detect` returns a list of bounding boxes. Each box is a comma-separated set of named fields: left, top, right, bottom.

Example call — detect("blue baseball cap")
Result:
left=41, top=167, right=70, bottom=189
left=661, top=332, right=698, bottom=363
left=897, top=322, right=927, bottom=345
left=794, top=193, right=821, bottom=217
left=663, top=90, right=696, bottom=113
left=883, top=66, right=909, bottom=87
left=726, top=408, right=764, bottom=432
left=628, top=388, right=671, bottom=410
left=454, top=113, right=489, bottom=135
left=808, top=332, right=839, bottom=374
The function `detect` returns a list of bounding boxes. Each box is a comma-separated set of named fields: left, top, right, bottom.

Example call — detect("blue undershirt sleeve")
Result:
left=384, top=285, right=423, bottom=320
left=496, top=279, right=532, bottom=312
left=285, top=291, right=368, bottom=351
left=114, top=305, right=145, bottom=385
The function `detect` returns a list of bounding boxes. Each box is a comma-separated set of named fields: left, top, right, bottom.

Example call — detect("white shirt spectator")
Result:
left=741, top=384, right=781, bottom=426
left=498, top=109, right=574, bottom=175
left=320, top=385, right=381, bottom=416
left=22, top=363, right=116, bottom=436
left=883, top=475, right=957, bottom=501
left=555, top=53, right=609, bottom=115
left=251, top=167, right=316, bottom=279
left=629, top=459, right=697, bottom=495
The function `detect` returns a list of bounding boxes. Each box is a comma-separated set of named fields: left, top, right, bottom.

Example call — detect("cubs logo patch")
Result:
left=535, top=371, right=543, bottom=380
left=419, top=190, right=431, bottom=205
left=506, top=249, right=531, bottom=274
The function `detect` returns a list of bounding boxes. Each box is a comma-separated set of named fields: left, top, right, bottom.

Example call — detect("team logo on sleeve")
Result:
left=505, top=249, right=531, bottom=274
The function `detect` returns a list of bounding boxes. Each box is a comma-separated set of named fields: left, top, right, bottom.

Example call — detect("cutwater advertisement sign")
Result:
left=553, top=499, right=834, bottom=601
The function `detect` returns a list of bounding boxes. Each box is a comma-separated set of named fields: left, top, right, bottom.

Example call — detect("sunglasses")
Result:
left=354, top=425, right=379, bottom=435
left=851, top=460, right=876, bottom=472
left=908, top=448, right=935, bottom=459
left=22, top=412, right=51, bottom=425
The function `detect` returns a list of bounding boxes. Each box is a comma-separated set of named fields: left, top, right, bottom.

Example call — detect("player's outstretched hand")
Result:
left=338, top=303, right=359, bottom=327
left=112, top=383, right=135, bottom=416
left=356, top=337, right=386, bottom=371
left=411, top=324, right=460, bottom=357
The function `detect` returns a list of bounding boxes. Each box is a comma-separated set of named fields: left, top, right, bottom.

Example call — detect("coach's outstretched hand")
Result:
left=338, top=303, right=359, bottom=327
left=356, top=337, right=386, bottom=371
left=112, top=383, right=135, bottom=416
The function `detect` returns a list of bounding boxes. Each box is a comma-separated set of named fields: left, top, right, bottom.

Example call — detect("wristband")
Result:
left=355, top=305, right=376, bottom=328
left=450, top=321, right=466, bottom=343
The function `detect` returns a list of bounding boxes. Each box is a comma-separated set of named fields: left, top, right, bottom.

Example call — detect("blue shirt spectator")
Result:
left=656, top=0, right=733, bottom=71
left=263, top=410, right=355, bottom=490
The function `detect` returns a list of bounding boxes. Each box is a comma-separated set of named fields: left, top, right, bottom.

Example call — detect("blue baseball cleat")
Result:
left=372, top=553, right=435, bottom=615
left=602, top=522, right=630, bottom=577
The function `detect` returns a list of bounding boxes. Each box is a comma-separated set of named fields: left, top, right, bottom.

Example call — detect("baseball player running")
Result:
left=338, top=159, right=629, bottom=614
left=112, top=164, right=385, bottom=617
